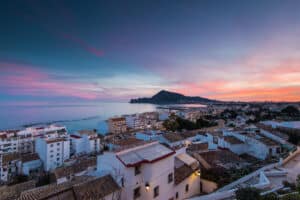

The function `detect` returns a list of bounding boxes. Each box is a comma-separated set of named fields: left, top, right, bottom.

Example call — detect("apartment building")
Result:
left=0, top=152, right=20, bottom=182
left=0, top=125, right=67, bottom=155
left=97, top=141, right=201, bottom=200
left=35, top=135, right=70, bottom=171
left=203, top=126, right=281, bottom=160
left=0, top=130, right=19, bottom=154
left=107, top=117, right=127, bottom=134
left=70, top=129, right=101, bottom=155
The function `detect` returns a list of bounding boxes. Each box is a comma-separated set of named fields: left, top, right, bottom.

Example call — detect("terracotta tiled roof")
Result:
left=54, top=157, right=96, bottom=179
left=19, top=175, right=120, bottom=200
left=113, top=137, right=145, bottom=146
left=70, top=134, right=82, bottom=139
left=46, top=137, right=67, bottom=144
left=180, top=131, right=198, bottom=139
left=0, top=180, right=35, bottom=200
left=258, top=136, right=279, bottom=146
left=73, top=175, right=120, bottom=200
left=19, top=176, right=90, bottom=200
left=2, top=152, right=20, bottom=165
left=174, top=164, right=195, bottom=185
left=187, top=143, right=209, bottom=152
left=78, top=130, right=97, bottom=136
left=224, top=136, right=244, bottom=144
left=21, top=153, right=40, bottom=163
left=109, top=117, right=126, bottom=122
left=163, top=133, right=184, bottom=143
left=197, top=149, right=242, bottom=167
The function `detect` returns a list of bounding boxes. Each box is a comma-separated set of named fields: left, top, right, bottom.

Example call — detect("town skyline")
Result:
left=1, top=0, right=300, bottom=105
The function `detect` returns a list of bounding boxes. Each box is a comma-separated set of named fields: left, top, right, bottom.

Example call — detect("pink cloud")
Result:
left=0, top=62, right=100, bottom=100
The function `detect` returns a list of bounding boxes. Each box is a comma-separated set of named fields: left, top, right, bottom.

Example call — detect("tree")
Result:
left=281, top=106, right=300, bottom=116
left=297, top=174, right=300, bottom=192
left=280, top=193, right=300, bottom=200
left=235, top=187, right=260, bottom=200
left=261, top=193, right=279, bottom=200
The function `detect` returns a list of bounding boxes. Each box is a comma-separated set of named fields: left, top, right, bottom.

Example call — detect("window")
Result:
left=133, top=187, right=140, bottom=199
left=168, top=173, right=173, bottom=183
left=57, top=158, right=60, bottom=161
left=276, top=147, right=281, bottom=153
left=176, top=192, right=179, bottom=199
left=134, top=165, right=141, bottom=175
left=185, top=184, right=189, bottom=193
left=57, top=143, right=60, bottom=146
left=154, top=186, right=159, bottom=198
left=50, top=155, right=54, bottom=158
left=50, top=144, right=54, bottom=147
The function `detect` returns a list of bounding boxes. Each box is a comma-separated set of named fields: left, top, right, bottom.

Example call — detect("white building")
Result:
left=0, top=125, right=67, bottom=155
left=35, top=136, right=70, bottom=171
left=70, top=130, right=101, bottom=155
left=0, top=130, right=19, bottom=154
left=18, top=153, right=42, bottom=176
left=125, top=112, right=159, bottom=130
left=159, top=132, right=204, bottom=148
left=135, top=130, right=164, bottom=141
left=97, top=141, right=201, bottom=200
left=0, top=152, right=20, bottom=182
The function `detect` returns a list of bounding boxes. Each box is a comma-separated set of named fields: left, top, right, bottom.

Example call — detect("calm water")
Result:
left=0, top=103, right=157, bottom=133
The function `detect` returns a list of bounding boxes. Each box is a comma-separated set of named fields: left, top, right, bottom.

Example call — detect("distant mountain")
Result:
left=130, top=90, right=220, bottom=104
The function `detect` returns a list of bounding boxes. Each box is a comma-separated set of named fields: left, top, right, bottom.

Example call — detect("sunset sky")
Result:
left=1, top=0, right=300, bottom=105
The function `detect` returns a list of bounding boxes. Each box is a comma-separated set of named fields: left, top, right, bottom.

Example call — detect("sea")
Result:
left=0, top=103, right=158, bottom=134
left=0, top=102, right=207, bottom=134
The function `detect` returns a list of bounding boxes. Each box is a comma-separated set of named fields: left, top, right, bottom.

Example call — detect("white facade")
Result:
left=0, top=125, right=67, bottom=155
left=70, top=130, right=101, bottom=155
left=20, top=159, right=42, bottom=176
left=135, top=130, right=163, bottom=141
left=222, top=130, right=280, bottom=160
left=35, top=136, right=70, bottom=171
left=97, top=142, right=200, bottom=200
left=0, top=154, right=19, bottom=182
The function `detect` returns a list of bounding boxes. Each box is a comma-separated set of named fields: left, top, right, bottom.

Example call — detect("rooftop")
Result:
left=108, top=117, right=126, bottom=122
left=21, top=153, right=40, bottom=163
left=70, top=134, right=82, bottom=139
left=2, top=152, right=20, bottom=165
left=163, top=133, right=184, bottom=142
left=196, top=149, right=244, bottom=169
left=174, top=164, right=196, bottom=185
left=180, top=131, right=198, bottom=139
left=0, top=180, right=35, bottom=200
left=19, top=176, right=91, bottom=200
left=116, top=142, right=175, bottom=167
left=54, top=157, right=96, bottom=179
left=207, top=131, right=223, bottom=137
left=258, top=136, right=279, bottom=146
left=224, top=136, right=244, bottom=145
left=73, top=175, right=120, bottom=200
left=112, top=137, right=149, bottom=151
left=77, top=130, right=97, bottom=136
left=19, top=175, right=119, bottom=200
left=45, top=137, right=67, bottom=144
left=187, top=143, right=209, bottom=152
